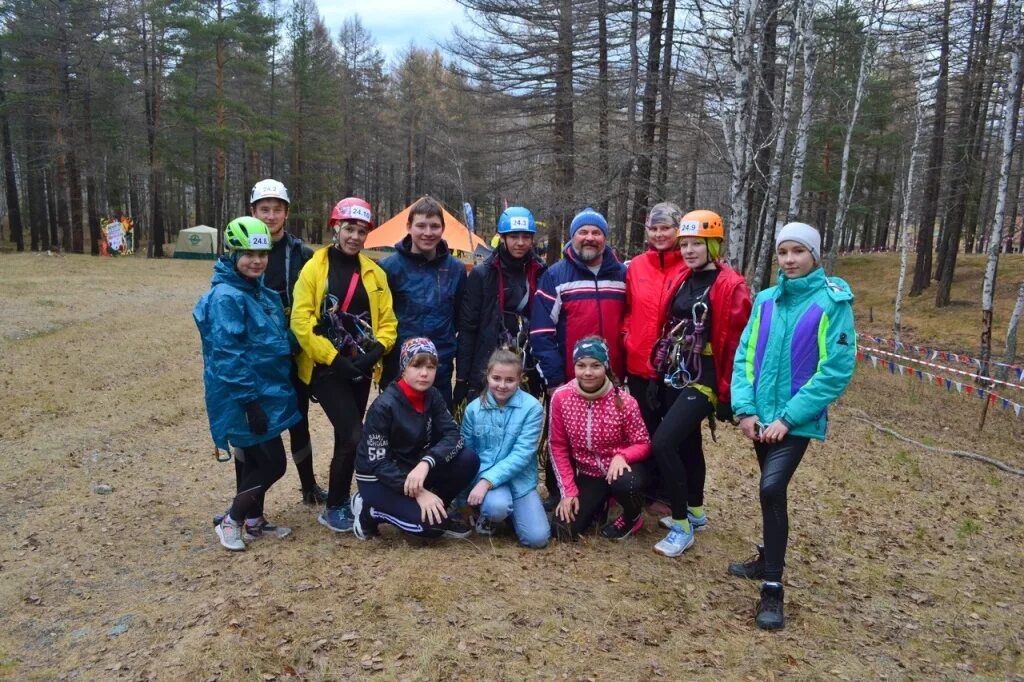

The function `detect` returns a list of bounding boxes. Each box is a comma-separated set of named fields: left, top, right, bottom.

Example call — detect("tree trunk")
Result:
left=747, top=0, right=779, bottom=272
left=550, top=0, right=575, bottom=263
left=598, top=0, right=610, bottom=218
left=999, top=282, right=1024, bottom=382
left=0, top=44, right=23, bottom=251
left=655, top=0, right=676, bottom=199
left=909, top=0, right=951, bottom=295
left=827, top=0, right=879, bottom=274
left=786, top=0, right=816, bottom=222
left=614, top=0, right=640, bottom=249
left=214, top=0, right=226, bottom=233
left=141, top=7, right=165, bottom=257
left=45, top=166, right=59, bottom=249
left=629, top=0, right=665, bottom=250
left=895, top=59, right=928, bottom=345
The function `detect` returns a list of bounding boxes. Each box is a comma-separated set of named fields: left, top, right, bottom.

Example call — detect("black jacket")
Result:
left=456, top=247, right=546, bottom=389
left=266, top=232, right=313, bottom=317
left=354, top=382, right=464, bottom=492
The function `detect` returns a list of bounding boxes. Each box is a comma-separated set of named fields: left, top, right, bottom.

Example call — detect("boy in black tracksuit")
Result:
left=352, top=338, right=479, bottom=539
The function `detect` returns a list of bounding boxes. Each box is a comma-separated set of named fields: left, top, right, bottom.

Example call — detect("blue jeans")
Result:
left=480, top=487, right=550, bottom=549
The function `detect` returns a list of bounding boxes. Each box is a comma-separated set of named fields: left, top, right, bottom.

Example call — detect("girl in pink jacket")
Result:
left=550, top=336, right=651, bottom=540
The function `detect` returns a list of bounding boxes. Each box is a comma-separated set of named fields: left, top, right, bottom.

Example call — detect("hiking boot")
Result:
left=242, top=517, right=292, bottom=541
left=600, top=513, right=644, bottom=540
left=350, top=492, right=379, bottom=540
left=442, top=517, right=473, bottom=539
left=654, top=523, right=695, bottom=557
left=474, top=515, right=495, bottom=536
left=728, top=545, right=767, bottom=580
left=318, top=505, right=354, bottom=533
left=302, top=485, right=328, bottom=505
left=755, top=581, right=785, bottom=630
left=659, top=509, right=708, bottom=531
left=215, top=516, right=246, bottom=551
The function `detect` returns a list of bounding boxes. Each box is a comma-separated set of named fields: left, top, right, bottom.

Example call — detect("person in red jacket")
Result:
left=550, top=336, right=651, bottom=541
left=648, top=210, right=752, bottom=558
left=622, top=202, right=689, bottom=511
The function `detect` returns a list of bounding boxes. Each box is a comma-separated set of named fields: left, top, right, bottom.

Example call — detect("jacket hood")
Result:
left=394, top=234, right=453, bottom=262
left=775, top=267, right=854, bottom=303
left=563, top=243, right=621, bottom=278
left=211, top=256, right=262, bottom=291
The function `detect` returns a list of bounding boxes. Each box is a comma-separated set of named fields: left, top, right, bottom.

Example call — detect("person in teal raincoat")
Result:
left=728, top=222, right=856, bottom=631
left=194, top=217, right=301, bottom=551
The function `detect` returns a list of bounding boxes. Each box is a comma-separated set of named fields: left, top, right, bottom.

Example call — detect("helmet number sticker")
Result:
left=679, top=220, right=699, bottom=235
left=348, top=205, right=372, bottom=222
left=509, top=216, right=530, bottom=230
left=250, top=234, right=270, bottom=248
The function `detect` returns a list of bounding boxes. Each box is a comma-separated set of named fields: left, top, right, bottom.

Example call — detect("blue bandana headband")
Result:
left=400, top=337, right=438, bottom=373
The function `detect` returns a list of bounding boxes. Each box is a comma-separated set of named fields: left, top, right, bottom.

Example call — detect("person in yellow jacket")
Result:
left=291, top=197, right=398, bottom=532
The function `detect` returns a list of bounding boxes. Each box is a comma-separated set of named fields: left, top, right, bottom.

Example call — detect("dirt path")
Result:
left=1, top=253, right=1021, bottom=680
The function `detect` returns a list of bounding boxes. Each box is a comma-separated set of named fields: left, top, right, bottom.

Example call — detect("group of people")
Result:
left=194, top=179, right=857, bottom=631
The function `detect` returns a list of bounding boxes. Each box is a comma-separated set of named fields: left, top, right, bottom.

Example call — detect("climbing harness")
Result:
left=651, top=299, right=710, bottom=390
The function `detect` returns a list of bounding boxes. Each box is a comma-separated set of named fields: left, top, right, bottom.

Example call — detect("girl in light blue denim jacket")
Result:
left=461, top=349, right=550, bottom=548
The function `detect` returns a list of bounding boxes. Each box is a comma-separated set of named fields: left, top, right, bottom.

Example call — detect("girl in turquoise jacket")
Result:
left=461, top=349, right=550, bottom=548
left=728, top=222, right=856, bottom=631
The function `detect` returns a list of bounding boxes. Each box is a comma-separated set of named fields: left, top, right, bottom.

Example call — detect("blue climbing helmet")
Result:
left=497, top=206, right=536, bottom=234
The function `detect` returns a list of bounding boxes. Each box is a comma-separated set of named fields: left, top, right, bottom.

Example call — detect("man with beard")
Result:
left=530, top=208, right=627, bottom=508
left=454, top=206, right=546, bottom=407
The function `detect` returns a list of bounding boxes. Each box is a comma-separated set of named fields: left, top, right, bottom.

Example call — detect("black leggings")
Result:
left=754, top=435, right=810, bottom=582
left=311, top=370, right=372, bottom=507
left=554, top=463, right=647, bottom=540
left=229, top=437, right=288, bottom=522
left=650, top=386, right=712, bottom=519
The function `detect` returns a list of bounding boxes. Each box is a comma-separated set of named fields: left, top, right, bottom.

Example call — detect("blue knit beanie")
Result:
left=569, top=208, right=609, bottom=238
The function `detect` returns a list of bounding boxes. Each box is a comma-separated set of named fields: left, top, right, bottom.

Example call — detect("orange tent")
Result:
left=364, top=202, right=488, bottom=253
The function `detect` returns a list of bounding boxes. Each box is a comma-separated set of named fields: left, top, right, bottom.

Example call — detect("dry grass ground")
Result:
left=0, top=251, right=1022, bottom=681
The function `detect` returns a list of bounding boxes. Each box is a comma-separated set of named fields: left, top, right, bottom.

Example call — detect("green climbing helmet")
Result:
left=224, top=216, right=272, bottom=252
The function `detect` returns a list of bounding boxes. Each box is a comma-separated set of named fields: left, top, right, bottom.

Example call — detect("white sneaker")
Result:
left=216, top=516, right=246, bottom=551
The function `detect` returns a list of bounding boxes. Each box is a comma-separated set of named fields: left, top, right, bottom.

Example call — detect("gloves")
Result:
left=243, top=401, right=268, bottom=435
left=353, top=342, right=385, bottom=375
left=452, top=380, right=471, bottom=407
left=715, top=401, right=735, bottom=423
left=331, top=352, right=363, bottom=380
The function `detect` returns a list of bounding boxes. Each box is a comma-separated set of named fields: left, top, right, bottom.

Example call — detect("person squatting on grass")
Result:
left=194, top=217, right=301, bottom=551
left=729, top=222, right=857, bottom=631
left=549, top=336, right=651, bottom=541
left=460, top=349, right=551, bottom=548
left=646, top=210, right=752, bottom=558
left=290, top=198, right=397, bottom=533
left=249, top=179, right=326, bottom=505
left=351, top=338, right=480, bottom=540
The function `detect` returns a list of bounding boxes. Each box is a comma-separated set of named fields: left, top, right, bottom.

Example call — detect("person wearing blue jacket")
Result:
left=461, top=349, right=550, bottom=548
left=729, top=222, right=857, bottom=630
left=193, top=217, right=301, bottom=551
left=379, top=196, right=468, bottom=409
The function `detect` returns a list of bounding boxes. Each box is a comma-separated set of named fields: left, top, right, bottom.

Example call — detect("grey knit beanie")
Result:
left=776, top=222, right=821, bottom=263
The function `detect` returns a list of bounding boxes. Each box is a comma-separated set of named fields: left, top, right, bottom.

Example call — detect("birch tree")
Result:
left=825, top=0, right=881, bottom=273
left=786, top=0, right=816, bottom=222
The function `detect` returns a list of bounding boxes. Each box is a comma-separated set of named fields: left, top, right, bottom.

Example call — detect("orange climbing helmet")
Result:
left=678, top=210, right=724, bottom=240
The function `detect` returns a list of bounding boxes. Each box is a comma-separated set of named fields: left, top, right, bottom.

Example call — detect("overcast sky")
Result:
left=318, top=0, right=468, bottom=65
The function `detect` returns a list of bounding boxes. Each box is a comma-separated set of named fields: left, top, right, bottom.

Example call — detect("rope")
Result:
left=843, top=408, right=1024, bottom=477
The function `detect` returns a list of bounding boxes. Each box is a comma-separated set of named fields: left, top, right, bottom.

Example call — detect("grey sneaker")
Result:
left=216, top=516, right=246, bottom=551
left=243, top=517, right=292, bottom=541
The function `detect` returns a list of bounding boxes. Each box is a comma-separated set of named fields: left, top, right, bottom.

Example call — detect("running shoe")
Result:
left=350, top=492, right=379, bottom=540
left=442, top=517, right=473, bottom=539
left=213, top=508, right=229, bottom=527
left=654, top=523, right=695, bottom=557
left=659, top=509, right=708, bottom=531
left=318, top=505, right=354, bottom=533
left=215, top=516, right=246, bottom=551
left=243, top=517, right=292, bottom=541
left=474, top=515, right=495, bottom=536
left=302, top=485, right=328, bottom=505
left=600, top=513, right=644, bottom=540
left=728, top=545, right=767, bottom=580
left=755, top=581, right=785, bottom=630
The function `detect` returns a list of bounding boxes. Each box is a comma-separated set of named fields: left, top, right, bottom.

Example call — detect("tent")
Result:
left=173, top=225, right=218, bottom=260
left=364, top=202, right=488, bottom=254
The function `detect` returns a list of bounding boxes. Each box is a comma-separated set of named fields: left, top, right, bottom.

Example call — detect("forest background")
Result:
left=0, top=0, right=1023, bottom=307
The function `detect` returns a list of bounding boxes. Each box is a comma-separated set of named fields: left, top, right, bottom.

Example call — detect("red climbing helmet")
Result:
left=329, top=198, right=375, bottom=229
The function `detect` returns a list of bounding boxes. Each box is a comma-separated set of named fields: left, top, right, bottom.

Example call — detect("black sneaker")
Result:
left=302, top=485, right=328, bottom=505
left=728, top=544, right=766, bottom=579
left=442, top=517, right=473, bottom=539
left=755, top=581, right=785, bottom=630
left=599, top=513, right=644, bottom=540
